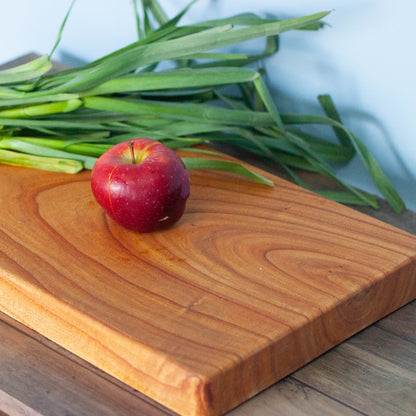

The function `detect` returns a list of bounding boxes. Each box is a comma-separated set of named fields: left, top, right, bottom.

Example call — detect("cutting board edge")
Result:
left=3, top=246, right=415, bottom=416
left=0, top=274, right=216, bottom=416
left=0, top=254, right=416, bottom=416
left=188, top=254, right=416, bottom=416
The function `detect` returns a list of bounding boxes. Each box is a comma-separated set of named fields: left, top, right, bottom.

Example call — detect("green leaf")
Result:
left=349, top=135, right=405, bottom=213
left=132, top=0, right=144, bottom=40
left=0, top=138, right=97, bottom=169
left=0, top=117, right=111, bottom=132
left=83, top=96, right=275, bottom=126
left=0, top=148, right=83, bottom=173
left=317, top=94, right=354, bottom=151
left=142, top=0, right=169, bottom=26
left=0, top=93, right=79, bottom=108
left=287, top=128, right=354, bottom=164
left=306, top=155, right=379, bottom=209
left=253, top=75, right=284, bottom=130
left=49, top=0, right=77, bottom=58
left=6, top=136, right=110, bottom=157
left=0, top=55, right=52, bottom=85
left=81, top=67, right=258, bottom=96
left=143, top=5, right=153, bottom=36
left=41, top=11, right=330, bottom=93
left=281, top=112, right=405, bottom=212
left=154, top=0, right=199, bottom=33
left=318, top=190, right=379, bottom=207
left=0, top=99, right=82, bottom=118
left=177, top=147, right=222, bottom=156
left=0, top=87, right=26, bottom=99
left=0, top=1, right=403, bottom=212
left=191, top=33, right=279, bottom=69
left=182, top=157, right=274, bottom=186
left=282, top=163, right=379, bottom=208
left=190, top=12, right=326, bottom=31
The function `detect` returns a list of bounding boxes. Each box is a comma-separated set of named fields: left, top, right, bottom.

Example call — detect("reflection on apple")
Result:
left=91, top=138, right=190, bottom=233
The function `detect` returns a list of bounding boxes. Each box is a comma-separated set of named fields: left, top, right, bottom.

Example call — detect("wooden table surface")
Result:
left=1, top=55, right=415, bottom=416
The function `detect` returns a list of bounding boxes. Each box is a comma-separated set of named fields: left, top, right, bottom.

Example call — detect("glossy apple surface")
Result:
left=91, top=139, right=190, bottom=232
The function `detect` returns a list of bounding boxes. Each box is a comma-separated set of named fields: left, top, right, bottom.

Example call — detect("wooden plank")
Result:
left=0, top=391, right=43, bottom=416
left=228, top=378, right=363, bottom=416
left=1, top=158, right=416, bottom=416
left=0, top=309, right=367, bottom=416
left=292, top=325, right=416, bottom=416
left=376, top=302, right=416, bottom=343
left=0, top=312, right=175, bottom=416
left=5, top=304, right=413, bottom=416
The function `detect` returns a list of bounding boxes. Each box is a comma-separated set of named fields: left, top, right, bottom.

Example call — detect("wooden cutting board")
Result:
left=1, top=156, right=416, bottom=416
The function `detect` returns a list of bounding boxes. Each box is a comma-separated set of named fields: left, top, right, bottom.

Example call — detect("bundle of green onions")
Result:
left=0, top=0, right=405, bottom=212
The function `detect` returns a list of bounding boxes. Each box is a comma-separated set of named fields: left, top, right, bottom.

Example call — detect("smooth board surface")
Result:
left=1, top=160, right=416, bottom=416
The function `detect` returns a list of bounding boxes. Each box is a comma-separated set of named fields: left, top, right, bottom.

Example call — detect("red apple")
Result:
left=91, top=138, right=190, bottom=232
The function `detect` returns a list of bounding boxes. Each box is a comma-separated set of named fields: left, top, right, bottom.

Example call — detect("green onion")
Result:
left=0, top=0, right=405, bottom=212
left=0, top=148, right=83, bottom=173
left=182, top=157, right=274, bottom=187
left=0, top=55, right=52, bottom=84
left=0, top=99, right=82, bottom=118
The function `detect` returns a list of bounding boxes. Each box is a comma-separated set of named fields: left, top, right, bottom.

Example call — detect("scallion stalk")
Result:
left=0, top=0, right=405, bottom=212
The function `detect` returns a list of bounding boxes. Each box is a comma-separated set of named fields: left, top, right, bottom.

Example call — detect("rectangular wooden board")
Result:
left=1, top=158, right=416, bottom=416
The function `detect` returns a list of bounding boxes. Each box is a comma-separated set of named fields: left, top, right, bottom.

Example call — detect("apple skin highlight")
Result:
left=91, top=139, right=190, bottom=233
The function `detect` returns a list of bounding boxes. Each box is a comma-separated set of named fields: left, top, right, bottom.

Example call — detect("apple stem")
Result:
left=129, top=141, right=136, bottom=164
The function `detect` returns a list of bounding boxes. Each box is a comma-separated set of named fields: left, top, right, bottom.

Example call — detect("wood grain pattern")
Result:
left=0, top=391, right=43, bottom=416
left=2, top=307, right=375, bottom=416
left=376, top=301, right=416, bottom=343
left=1, top=153, right=416, bottom=416
left=227, top=377, right=362, bottom=416
left=293, top=325, right=416, bottom=415
left=0, top=311, right=175, bottom=416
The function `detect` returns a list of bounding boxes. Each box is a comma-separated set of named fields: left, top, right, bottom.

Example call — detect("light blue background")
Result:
left=2, top=1, right=415, bottom=210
